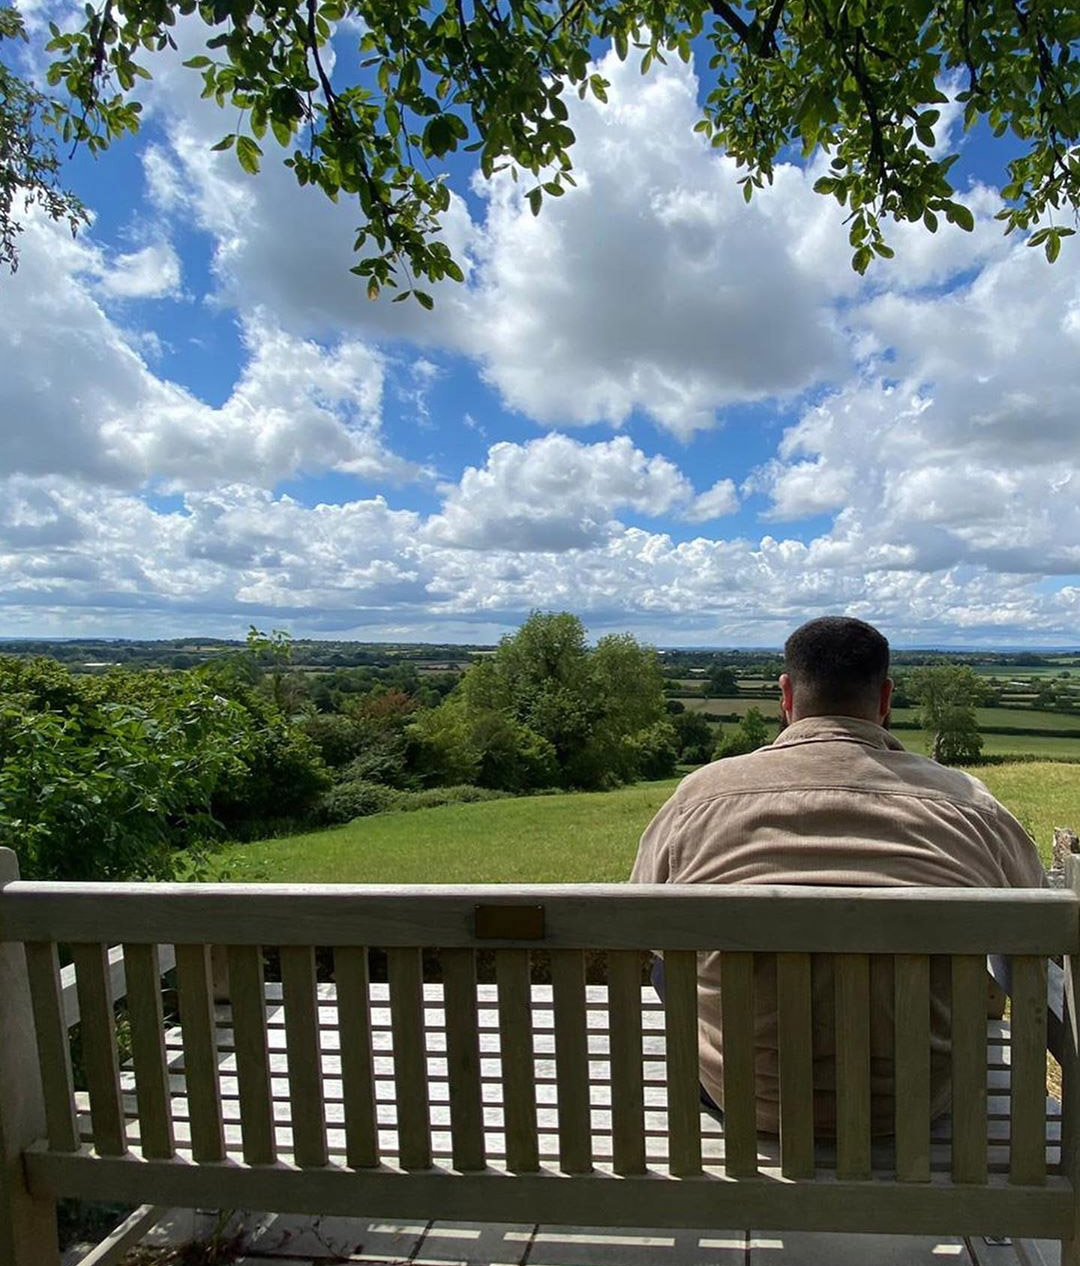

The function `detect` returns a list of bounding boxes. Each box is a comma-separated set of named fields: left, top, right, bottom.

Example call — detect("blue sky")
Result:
left=1, top=15, right=1079, bottom=646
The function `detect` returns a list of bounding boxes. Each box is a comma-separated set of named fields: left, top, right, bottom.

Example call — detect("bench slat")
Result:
left=334, top=947, right=379, bottom=1169
left=72, top=942, right=127, bottom=1157
left=281, top=946, right=328, bottom=1168
left=835, top=953, right=871, bottom=1179
left=1009, top=954, right=1048, bottom=1186
left=227, top=945, right=276, bottom=1165
left=123, top=943, right=175, bottom=1160
left=607, top=950, right=646, bottom=1176
left=894, top=953, right=931, bottom=1182
left=777, top=952, right=814, bottom=1179
left=25, top=941, right=79, bottom=1154
left=952, top=954, right=988, bottom=1184
left=495, top=949, right=539, bottom=1173
left=175, top=944, right=225, bottom=1163
left=720, top=951, right=756, bottom=1177
left=663, top=950, right=702, bottom=1177
left=388, top=947, right=431, bottom=1170
left=442, top=949, right=485, bottom=1173
left=551, top=948, right=592, bottom=1174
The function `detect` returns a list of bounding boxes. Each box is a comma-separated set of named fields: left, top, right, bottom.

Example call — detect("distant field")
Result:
left=681, top=698, right=787, bottom=720
left=972, top=665, right=1077, bottom=678
left=681, top=697, right=1080, bottom=741
left=902, top=732, right=1080, bottom=760
left=889, top=706, right=1080, bottom=732
left=212, top=760, right=1080, bottom=884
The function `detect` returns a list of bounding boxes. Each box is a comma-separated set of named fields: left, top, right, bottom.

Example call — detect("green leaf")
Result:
left=951, top=203, right=975, bottom=232
left=527, top=187, right=542, bottom=216
left=210, top=133, right=235, bottom=151
left=236, top=134, right=262, bottom=174
left=415, top=291, right=434, bottom=310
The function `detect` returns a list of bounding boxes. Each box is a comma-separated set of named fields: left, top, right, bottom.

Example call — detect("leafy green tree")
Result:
left=428, top=611, right=667, bottom=790
left=24, top=0, right=1080, bottom=291
left=244, top=625, right=308, bottom=714
left=706, top=664, right=739, bottom=697
left=1, top=5, right=87, bottom=272
left=623, top=720, right=680, bottom=781
left=909, top=664, right=984, bottom=764
left=407, top=694, right=558, bottom=792
left=672, top=709, right=714, bottom=764
left=714, top=706, right=772, bottom=759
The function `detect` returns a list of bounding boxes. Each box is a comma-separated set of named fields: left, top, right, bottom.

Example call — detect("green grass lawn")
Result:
left=213, top=780, right=681, bottom=884
left=211, top=759, right=1080, bottom=884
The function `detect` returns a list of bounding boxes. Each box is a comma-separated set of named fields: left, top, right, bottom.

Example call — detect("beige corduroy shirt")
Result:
left=629, top=715, right=1047, bottom=1134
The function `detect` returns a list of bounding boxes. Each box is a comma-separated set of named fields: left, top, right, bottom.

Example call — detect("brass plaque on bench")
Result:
left=474, top=904, right=546, bottom=940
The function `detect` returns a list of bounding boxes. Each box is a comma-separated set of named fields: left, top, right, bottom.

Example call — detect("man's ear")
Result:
left=779, top=673, right=795, bottom=722
left=879, top=677, right=894, bottom=724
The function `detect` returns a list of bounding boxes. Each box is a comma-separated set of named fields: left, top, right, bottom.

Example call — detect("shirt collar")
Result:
left=771, top=714, right=906, bottom=752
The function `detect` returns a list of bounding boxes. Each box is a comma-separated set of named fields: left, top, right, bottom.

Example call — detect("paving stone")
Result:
left=968, top=1235, right=1026, bottom=1266
left=1013, top=1241, right=1061, bottom=1266
left=514, top=1225, right=744, bottom=1266
left=412, top=1220, right=534, bottom=1266
left=749, top=1231, right=975, bottom=1264
left=242, top=1213, right=426, bottom=1261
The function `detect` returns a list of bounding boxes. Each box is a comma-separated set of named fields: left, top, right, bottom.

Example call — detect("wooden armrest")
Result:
left=988, top=954, right=1065, bottom=1063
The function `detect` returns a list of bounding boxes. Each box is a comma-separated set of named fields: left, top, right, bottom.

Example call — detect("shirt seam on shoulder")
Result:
left=675, top=783, right=994, bottom=816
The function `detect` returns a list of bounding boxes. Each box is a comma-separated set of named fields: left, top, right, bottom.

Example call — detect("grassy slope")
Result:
left=214, top=761, right=1080, bottom=884
left=215, top=780, right=681, bottom=884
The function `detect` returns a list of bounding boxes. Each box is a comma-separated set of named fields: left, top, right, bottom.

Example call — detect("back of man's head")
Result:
left=783, top=616, right=891, bottom=720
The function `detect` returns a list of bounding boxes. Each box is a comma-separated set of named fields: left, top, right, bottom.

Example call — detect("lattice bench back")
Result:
left=1, top=853, right=1079, bottom=1265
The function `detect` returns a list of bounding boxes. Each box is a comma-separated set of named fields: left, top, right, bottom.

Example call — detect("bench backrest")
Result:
left=2, top=851, right=1079, bottom=1252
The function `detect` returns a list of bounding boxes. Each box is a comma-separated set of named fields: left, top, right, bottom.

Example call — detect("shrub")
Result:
left=317, top=778, right=397, bottom=824
left=714, top=708, right=772, bottom=760
left=0, top=656, right=331, bottom=879
left=386, top=784, right=512, bottom=812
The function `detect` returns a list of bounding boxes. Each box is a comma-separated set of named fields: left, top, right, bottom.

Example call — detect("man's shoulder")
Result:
left=672, top=746, right=784, bottom=803
left=672, top=738, right=1003, bottom=815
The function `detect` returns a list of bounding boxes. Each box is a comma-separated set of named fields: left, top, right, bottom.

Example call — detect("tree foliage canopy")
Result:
left=411, top=611, right=675, bottom=790
left=1, top=5, right=86, bottom=272
left=10, top=0, right=1078, bottom=287
left=909, top=663, right=984, bottom=764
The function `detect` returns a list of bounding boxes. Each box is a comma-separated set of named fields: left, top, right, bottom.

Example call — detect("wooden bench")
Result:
left=1, top=844, right=1078, bottom=1266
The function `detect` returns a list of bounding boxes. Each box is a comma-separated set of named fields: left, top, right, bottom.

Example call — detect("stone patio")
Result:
left=89, top=1207, right=1063, bottom=1266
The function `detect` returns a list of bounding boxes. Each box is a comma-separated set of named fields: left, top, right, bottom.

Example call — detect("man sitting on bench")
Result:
left=630, top=615, right=1046, bottom=1135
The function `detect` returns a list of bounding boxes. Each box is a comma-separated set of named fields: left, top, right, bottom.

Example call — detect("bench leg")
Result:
left=0, top=848, right=60, bottom=1266
left=1062, top=1237, right=1080, bottom=1266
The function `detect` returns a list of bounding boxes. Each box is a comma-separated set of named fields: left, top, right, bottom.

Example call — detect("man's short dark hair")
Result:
left=784, top=616, right=890, bottom=715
